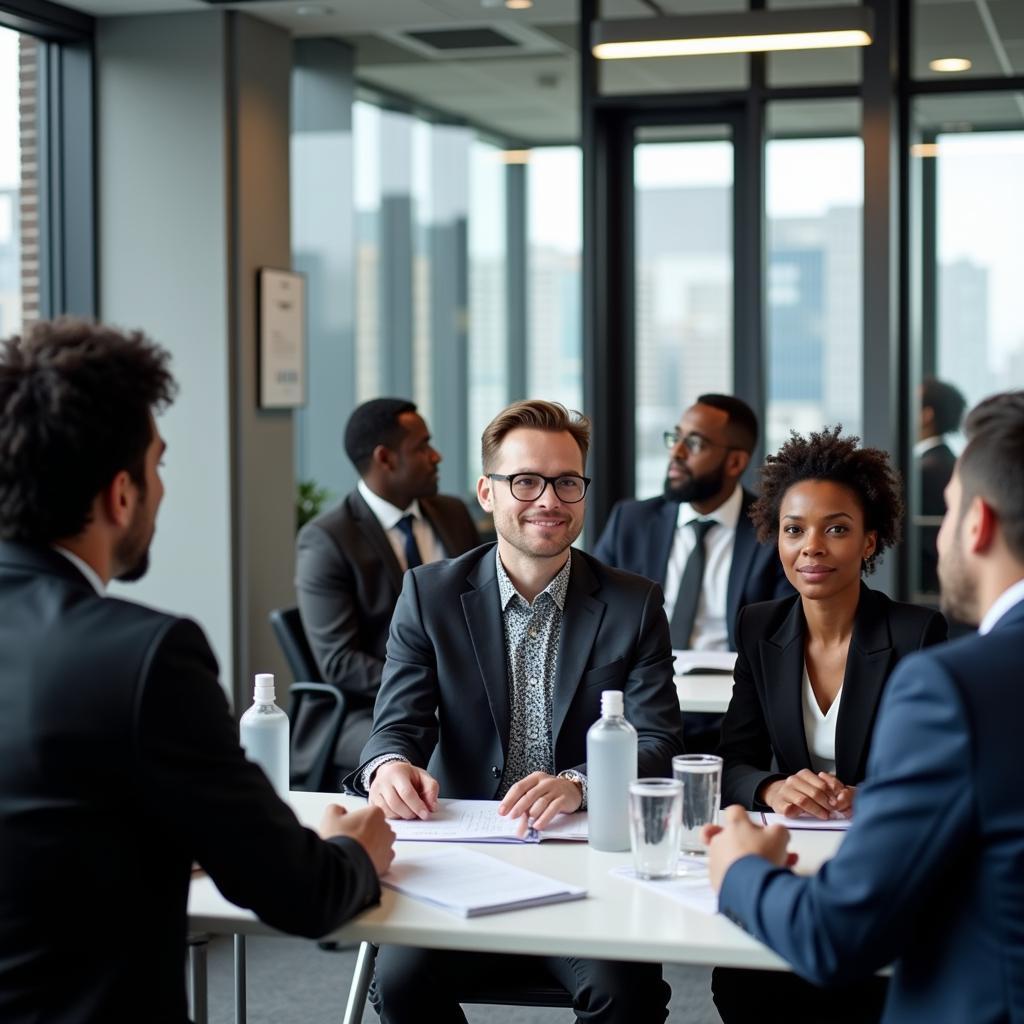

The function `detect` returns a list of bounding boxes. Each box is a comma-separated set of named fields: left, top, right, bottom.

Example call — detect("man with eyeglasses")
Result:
left=593, top=395, right=791, bottom=751
left=346, top=399, right=684, bottom=1024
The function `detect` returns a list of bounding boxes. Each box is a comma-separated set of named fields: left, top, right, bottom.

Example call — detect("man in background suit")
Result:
left=916, top=377, right=966, bottom=593
left=295, top=398, right=478, bottom=774
left=704, top=390, right=1024, bottom=1023
left=593, top=394, right=790, bottom=749
left=0, top=319, right=394, bottom=1023
left=348, top=399, right=684, bottom=1023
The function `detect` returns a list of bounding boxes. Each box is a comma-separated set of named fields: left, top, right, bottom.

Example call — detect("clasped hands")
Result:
left=369, top=762, right=582, bottom=837
left=759, top=769, right=856, bottom=820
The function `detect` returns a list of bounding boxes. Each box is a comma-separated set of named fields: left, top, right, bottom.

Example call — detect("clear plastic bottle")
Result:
left=239, top=673, right=289, bottom=798
left=586, top=690, right=638, bottom=851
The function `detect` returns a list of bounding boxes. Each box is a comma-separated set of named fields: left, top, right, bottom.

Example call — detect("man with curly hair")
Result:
left=0, top=319, right=395, bottom=1023
left=705, top=392, right=1024, bottom=1023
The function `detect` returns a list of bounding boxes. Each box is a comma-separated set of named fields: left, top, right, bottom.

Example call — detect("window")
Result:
left=765, top=104, right=864, bottom=456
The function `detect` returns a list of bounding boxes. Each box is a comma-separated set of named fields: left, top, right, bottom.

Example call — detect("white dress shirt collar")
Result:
left=676, top=482, right=744, bottom=532
left=979, top=577, right=1024, bottom=635
left=357, top=478, right=423, bottom=532
left=51, top=545, right=106, bottom=595
left=913, top=435, right=946, bottom=458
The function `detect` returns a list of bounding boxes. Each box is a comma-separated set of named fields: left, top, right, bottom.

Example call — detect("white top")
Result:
left=801, top=662, right=841, bottom=775
left=979, top=578, right=1024, bottom=636
left=663, top=484, right=744, bottom=651
left=357, top=479, right=447, bottom=571
left=912, top=435, right=946, bottom=458
left=52, top=545, right=105, bottom=595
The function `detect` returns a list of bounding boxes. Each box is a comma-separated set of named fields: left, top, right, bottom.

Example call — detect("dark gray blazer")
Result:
left=295, top=489, right=480, bottom=697
left=345, top=544, right=685, bottom=798
left=718, top=584, right=948, bottom=809
left=591, top=488, right=792, bottom=650
left=0, top=542, right=379, bottom=1024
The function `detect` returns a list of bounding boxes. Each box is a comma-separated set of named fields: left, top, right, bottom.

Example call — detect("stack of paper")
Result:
left=388, top=799, right=588, bottom=843
left=384, top=846, right=587, bottom=917
left=673, top=650, right=737, bottom=676
left=760, top=812, right=852, bottom=831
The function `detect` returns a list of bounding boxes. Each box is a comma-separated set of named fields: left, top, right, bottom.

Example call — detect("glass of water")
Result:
left=672, top=754, right=722, bottom=862
left=628, top=778, right=684, bottom=879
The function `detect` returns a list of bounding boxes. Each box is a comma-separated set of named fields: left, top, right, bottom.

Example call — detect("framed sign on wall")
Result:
left=258, top=267, right=306, bottom=409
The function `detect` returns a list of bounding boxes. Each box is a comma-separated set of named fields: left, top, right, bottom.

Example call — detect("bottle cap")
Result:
left=600, top=690, right=624, bottom=717
left=253, top=673, right=276, bottom=705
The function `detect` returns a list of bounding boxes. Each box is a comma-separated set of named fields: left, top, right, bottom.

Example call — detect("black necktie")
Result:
left=395, top=514, right=423, bottom=570
left=669, top=518, right=716, bottom=649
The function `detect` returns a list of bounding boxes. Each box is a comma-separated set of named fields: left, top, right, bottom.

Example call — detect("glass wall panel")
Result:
left=765, top=102, right=863, bottom=456
left=469, top=140, right=508, bottom=490
left=767, top=0, right=862, bottom=86
left=0, top=27, right=36, bottom=336
left=909, top=94, right=1024, bottom=599
left=633, top=131, right=734, bottom=498
left=353, top=100, right=383, bottom=403
left=527, top=146, right=582, bottom=412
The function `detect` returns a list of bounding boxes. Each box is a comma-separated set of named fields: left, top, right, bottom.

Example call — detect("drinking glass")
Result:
left=672, top=754, right=722, bottom=859
left=628, top=778, right=684, bottom=880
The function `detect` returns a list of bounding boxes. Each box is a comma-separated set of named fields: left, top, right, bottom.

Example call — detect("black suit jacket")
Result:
left=718, top=585, right=948, bottom=809
left=296, top=489, right=480, bottom=695
left=591, top=488, right=792, bottom=649
left=917, top=441, right=957, bottom=593
left=0, top=542, right=379, bottom=1024
left=345, top=545, right=685, bottom=797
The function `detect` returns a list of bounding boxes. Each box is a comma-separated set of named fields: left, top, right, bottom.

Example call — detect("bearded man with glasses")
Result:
left=593, top=395, right=792, bottom=752
left=346, top=399, right=684, bottom=1024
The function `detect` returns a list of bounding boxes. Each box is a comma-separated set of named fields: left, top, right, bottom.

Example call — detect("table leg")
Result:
left=234, top=933, right=247, bottom=1024
left=187, top=933, right=209, bottom=1024
left=342, top=941, right=377, bottom=1024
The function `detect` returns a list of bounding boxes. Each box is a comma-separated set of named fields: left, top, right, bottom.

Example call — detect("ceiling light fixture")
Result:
left=929, top=57, right=972, bottom=73
left=506, top=0, right=534, bottom=9
left=500, top=149, right=531, bottom=164
left=592, top=6, right=873, bottom=60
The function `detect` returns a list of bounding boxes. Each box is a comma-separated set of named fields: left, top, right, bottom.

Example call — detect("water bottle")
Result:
left=239, top=673, right=289, bottom=797
left=586, top=690, right=638, bottom=851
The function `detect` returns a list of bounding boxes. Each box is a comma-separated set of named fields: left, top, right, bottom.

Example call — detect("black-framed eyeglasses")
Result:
left=662, top=430, right=734, bottom=455
left=488, top=472, right=591, bottom=504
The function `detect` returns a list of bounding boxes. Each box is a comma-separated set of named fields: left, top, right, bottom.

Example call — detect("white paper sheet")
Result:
left=388, top=799, right=588, bottom=843
left=383, top=846, right=587, bottom=917
left=611, top=863, right=718, bottom=916
left=673, top=650, right=738, bottom=676
left=760, top=812, right=852, bottom=831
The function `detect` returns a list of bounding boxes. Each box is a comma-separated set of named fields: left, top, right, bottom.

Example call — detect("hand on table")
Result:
left=498, top=771, right=583, bottom=837
left=701, top=805, right=798, bottom=892
left=758, top=769, right=853, bottom=820
left=319, top=804, right=396, bottom=876
left=368, top=761, right=440, bottom=821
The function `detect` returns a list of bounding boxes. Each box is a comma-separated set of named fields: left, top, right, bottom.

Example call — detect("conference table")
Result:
left=188, top=791, right=843, bottom=1023
left=674, top=671, right=734, bottom=714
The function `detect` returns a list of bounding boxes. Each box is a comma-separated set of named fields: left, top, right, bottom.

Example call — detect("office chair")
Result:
left=342, top=942, right=572, bottom=1024
left=269, top=606, right=349, bottom=792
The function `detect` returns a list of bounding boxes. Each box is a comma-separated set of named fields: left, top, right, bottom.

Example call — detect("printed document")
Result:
left=388, top=799, right=588, bottom=843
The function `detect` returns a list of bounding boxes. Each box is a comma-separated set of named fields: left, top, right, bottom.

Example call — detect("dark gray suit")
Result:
left=295, top=489, right=478, bottom=771
left=347, top=544, right=685, bottom=796
left=347, top=543, right=684, bottom=1023
left=0, top=542, right=379, bottom=1024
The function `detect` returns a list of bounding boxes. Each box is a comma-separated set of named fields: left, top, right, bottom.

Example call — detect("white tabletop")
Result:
left=188, top=792, right=841, bottom=970
left=675, top=672, right=734, bottom=714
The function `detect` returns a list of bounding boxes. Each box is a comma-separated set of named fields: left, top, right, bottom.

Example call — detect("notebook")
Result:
left=383, top=846, right=587, bottom=917
left=388, top=799, right=588, bottom=843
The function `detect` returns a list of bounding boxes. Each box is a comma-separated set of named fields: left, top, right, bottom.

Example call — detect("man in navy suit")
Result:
left=593, top=394, right=790, bottom=749
left=704, top=390, right=1024, bottom=1023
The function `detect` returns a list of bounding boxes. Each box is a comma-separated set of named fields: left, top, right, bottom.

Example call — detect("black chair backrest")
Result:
left=270, top=607, right=322, bottom=683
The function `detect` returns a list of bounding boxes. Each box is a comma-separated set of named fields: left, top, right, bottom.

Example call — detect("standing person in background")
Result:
left=593, top=394, right=791, bottom=751
left=916, top=377, right=966, bottom=593
left=0, top=319, right=395, bottom=1024
left=294, top=398, right=479, bottom=779
left=703, top=393, right=1024, bottom=1023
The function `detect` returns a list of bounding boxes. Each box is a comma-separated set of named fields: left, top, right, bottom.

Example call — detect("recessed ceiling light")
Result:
left=910, top=143, right=940, bottom=158
left=500, top=149, right=531, bottom=164
left=929, top=57, right=972, bottom=73
left=506, top=0, right=534, bottom=8
left=295, top=4, right=332, bottom=15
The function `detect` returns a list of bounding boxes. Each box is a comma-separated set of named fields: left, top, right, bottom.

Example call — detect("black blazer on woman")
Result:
left=718, top=584, right=947, bottom=809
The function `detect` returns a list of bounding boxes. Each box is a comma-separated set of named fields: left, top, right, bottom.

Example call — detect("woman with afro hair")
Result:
left=712, top=426, right=948, bottom=1023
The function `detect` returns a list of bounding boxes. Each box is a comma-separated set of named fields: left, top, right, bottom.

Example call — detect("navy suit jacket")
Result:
left=591, top=489, right=792, bottom=649
left=345, top=544, right=685, bottom=797
left=718, top=595, right=1024, bottom=1023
